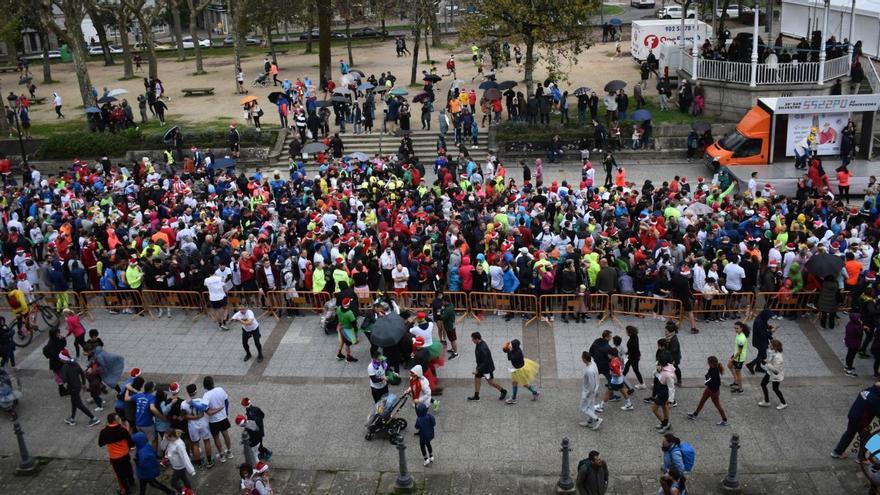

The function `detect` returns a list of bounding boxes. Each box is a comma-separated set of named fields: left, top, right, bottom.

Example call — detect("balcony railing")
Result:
left=681, top=52, right=850, bottom=85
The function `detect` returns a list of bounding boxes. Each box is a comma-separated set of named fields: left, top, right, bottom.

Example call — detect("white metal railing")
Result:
left=861, top=55, right=880, bottom=93
left=823, top=56, right=850, bottom=81
left=756, top=62, right=820, bottom=85
left=683, top=50, right=849, bottom=85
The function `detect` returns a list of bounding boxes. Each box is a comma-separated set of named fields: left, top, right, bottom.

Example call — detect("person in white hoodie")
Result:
left=579, top=352, right=602, bottom=430
left=651, top=358, right=676, bottom=433
left=408, top=365, right=437, bottom=411
left=163, top=428, right=195, bottom=492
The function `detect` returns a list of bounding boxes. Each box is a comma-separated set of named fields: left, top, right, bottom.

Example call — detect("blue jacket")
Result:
left=48, top=262, right=68, bottom=291
left=502, top=268, right=520, bottom=293
left=662, top=445, right=685, bottom=473
left=414, top=404, right=435, bottom=443
left=133, top=432, right=161, bottom=480
left=92, top=347, right=125, bottom=387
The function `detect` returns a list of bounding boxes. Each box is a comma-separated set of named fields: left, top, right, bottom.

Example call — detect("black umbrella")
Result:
left=423, top=74, right=442, bottom=83
left=348, top=69, right=365, bottom=78
left=303, top=142, right=328, bottom=154
left=805, top=253, right=845, bottom=279
left=412, top=92, right=432, bottom=103
left=604, top=80, right=626, bottom=92
left=331, top=95, right=349, bottom=103
left=18, top=76, right=32, bottom=85
left=573, top=87, right=591, bottom=97
left=692, top=122, right=711, bottom=133
left=478, top=80, right=498, bottom=90
left=369, top=314, right=408, bottom=347
left=162, top=125, right=181, bottom=143
left=97, top=96, right=117, bottom=104
left=268, top=92, right=287, bottom=104
left=215, top=158, right=236, bottom=170
left=484, top=88, right=502, bottom=100
left=314, top=100, right=333, bottom=108
left=497, top=80, right=517, bottom=91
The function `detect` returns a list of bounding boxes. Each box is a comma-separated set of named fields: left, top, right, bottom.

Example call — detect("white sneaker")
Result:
left=757, top=401, right=771, bottom=407
left=594, top=405, right=604, bottom=413
left=776, top=404, right=788, bottom=410
left=588, top=418, right=603, bottom=430
left=578, top=421, right=592, bottom=427
left=635, top=384, right=647, bottom=390
left=621, top=403, right=634, bottom=411
left=429, top=455, right=434, bottom=463
left=424, top=458, right=431, bottom=466
left=94, top=406, right=104, bottom=412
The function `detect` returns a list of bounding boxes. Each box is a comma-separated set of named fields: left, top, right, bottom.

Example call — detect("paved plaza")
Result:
left=0, top=305, right=871, bottom=493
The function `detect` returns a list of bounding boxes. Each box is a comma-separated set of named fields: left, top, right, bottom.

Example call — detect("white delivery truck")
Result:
left=630, top=19, right=713, bottom=62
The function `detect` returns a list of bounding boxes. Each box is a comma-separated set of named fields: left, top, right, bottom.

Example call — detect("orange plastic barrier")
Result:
left=610, top=294, right=683, bottom=324
left=468, top=292, right=539, bottom=326
left=538, top=293, right=609, bottom=323
left=79, top=290, right=146, bottom=319
left=691, top=292, right=754, bottom=321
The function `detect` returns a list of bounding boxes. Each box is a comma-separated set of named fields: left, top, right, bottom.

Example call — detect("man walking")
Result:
left=204, top=270, right=229, bottom=330
left=467, top=332, right=507, bottom=401
left=579, top=352, right=602, bottom=430
left=98, top=413, right=135, bottom=495
left=831, top=382, right=880, bottom=460
left=231, top=304, right=264, bottom=362
left=202, top=376, right=234, bottom=463
left=60, top=349, right=101, bottom=427
left=576, top=450, right=609, bottom=495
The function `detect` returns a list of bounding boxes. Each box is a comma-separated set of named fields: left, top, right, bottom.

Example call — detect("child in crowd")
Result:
left=87, top=329, right=105, bottom=349
left=415, top=403, right=436, bottom=466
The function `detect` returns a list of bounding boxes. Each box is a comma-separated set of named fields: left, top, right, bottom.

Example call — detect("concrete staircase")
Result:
left=271, top=127, right=483, bottom=169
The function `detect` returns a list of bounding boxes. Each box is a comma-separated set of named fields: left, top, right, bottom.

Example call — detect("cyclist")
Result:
left=6, top=285, right=29, bottom=332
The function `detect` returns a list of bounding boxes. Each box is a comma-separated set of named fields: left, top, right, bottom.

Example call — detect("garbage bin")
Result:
left=59, top=44, right=72, bottom=63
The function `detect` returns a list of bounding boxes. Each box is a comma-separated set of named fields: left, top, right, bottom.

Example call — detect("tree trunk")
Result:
left=118, top=6, right=134, bottom=78
left=229, top=0, right=242, bottom=90
left=267, top=24, right=278, bottom=66
left=345, top=16, right=353, bottom=67
left=172, top=3, right=186, bottom=61
left=87, top=4, right=115, bottom=66
left=305, top=2, right=315, bottom=54
left=137, top=17, right=159, bottom=79
left=524, top=35, right=535, bottom=96
left=284, top=22, right=290, bottom=42
left=430, top=10, right=440, bottom=48
left=410, top=18, right=421, bottom=86
left=187, top=0, right=206, bottom=74
left=69, top=15, right=97, bottom=108
left=317, top=0, right=332, bottom=85
left=381, top=15, right=386, bottom=38
left=424, top=24, right=430, bottom=63
left=40, top=30, right=53, bottom=83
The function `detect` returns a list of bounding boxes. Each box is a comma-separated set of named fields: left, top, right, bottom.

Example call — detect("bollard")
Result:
left=556, top=437, right=575, bottom=493
left=721, top=434, right=741, bottom=493
left=13, top=414, right=35, bottom=474
left=394, top=435, right=414, bottom=490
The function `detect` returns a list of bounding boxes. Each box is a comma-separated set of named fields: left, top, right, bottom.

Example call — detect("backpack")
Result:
left=6, top=290, right=22, bottom=311
left=679, top=442, right=696, bottom=472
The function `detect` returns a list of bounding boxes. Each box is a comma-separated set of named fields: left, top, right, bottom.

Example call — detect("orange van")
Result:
left=705, top=106, right=771, bottom=166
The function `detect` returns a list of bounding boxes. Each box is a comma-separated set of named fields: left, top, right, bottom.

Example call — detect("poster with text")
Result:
left=785, top=112, right=849, bottom=156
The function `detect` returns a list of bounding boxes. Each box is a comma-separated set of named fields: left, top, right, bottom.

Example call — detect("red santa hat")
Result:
left=412, top=336, right=426, bottom=349
left=59, top=349, right=72, bottom=361
left=130, top=368, right=142, bottom=378
left=235, top=414, right=247, bottom=426
left=169, top=382, right=180, bottom=394
left=341, top=298, right=352, bottom=308
left=254, top=461, right=269, bottom=474
left=241, top=397, right=251, bottom=407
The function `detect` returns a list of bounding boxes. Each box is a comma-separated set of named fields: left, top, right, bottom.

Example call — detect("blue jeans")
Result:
left=618, top=110, right=626, bottom=121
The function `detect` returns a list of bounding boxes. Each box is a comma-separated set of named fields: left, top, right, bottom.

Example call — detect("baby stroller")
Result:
left=0, top=368, right=23, bottom=419
left=320, top=299, right=338, bottom=335
left=252, top=73, right=269, bottom=88
left=364, top=392, right=408, bottom=443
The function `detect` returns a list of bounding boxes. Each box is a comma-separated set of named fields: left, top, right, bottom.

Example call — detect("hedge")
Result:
left=34, top=127, right=275, bottom=160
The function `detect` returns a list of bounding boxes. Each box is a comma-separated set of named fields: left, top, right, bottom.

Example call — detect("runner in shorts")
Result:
left=439, top=296, right=459, bottom=360
left=182, top=383, right=214, bottom=469
left=202, top=376, right=234, bottom=463
left=728, top=321, right=750, bottom=394
left=467, top=332, right=507, bottom=401
left=204, top=271, right=229, bottom=330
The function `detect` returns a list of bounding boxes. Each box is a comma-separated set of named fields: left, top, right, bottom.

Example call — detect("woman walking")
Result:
left=651, top=358, right=676, bottom=433
left=503, top=339, right=539, bottom=404
left=746, top=309, right=774, bottom=375
left=728, top=322, right=749, bottom=394
left=686, top=356, right=729, bottom=426
left=818, top=274, right=840, bottom=329
left=758, top=339, right=787, bottom=410
left=623, top=326, right=645, bottom=389
left=844, top=313, right=863, bottom=377
left=163, top=429, right=195, bottom=493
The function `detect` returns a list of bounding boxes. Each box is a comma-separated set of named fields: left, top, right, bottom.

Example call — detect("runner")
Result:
left=230, top=304, right=265, bottom=362
left=502, top=339, right=539, bottom=405
left=202, top=376, right=234, bottom=464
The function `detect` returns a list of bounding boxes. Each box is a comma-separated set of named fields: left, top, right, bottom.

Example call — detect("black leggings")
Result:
left=838, top=185, right=850, bottom=203
left=69, top=390, right=94, bottom=420
left=242, top=329, right=263, bottom=357
left=760, top=375, right=785, bottom=404
left=419, top=440, right=433, bottom=459
left=820, top=311, right=837, bottom=328
left=139, top=477, right=174, bottom=495
left=623, top=357, right=643, bottom=384
left=845, top=348, right=858, bottom=370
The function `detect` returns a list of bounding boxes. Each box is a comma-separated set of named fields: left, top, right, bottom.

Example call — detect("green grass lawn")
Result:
left=602, top=4, right=626, bottom=16
left=25, top=113, right=283, bottom=139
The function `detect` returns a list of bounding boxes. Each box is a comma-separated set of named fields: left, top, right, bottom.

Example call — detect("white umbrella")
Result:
left=107, top=88, right=129, bottom=98
left=684, top=202, right=713, bottom=216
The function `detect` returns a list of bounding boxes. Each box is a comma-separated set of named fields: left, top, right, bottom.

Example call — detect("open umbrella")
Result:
left=107, top=88, right=128, bottom=98
left=84, top=106, right=101, bottom=114
left=368, top=314, right=408, bottom=347
left=314, top=100, right=333, bottom=108
left=805, top=253, right=846, bottom=279
left=484, top=88, right=502, bottom=100
left=162, top=125, right=181, bottom=143
left=348, top=69, right=365, bottom=78
left=303, top=142, right=328, bottom=154
left=604, top=80, right=627, bottom=92
left=412, top=92, right=432, bottom=103
left=478, top=80, right=498, bottom=90
left=239, top=95, right=257, bottom=105
left=423, top=74, right=442, bottom=83
left=631, top=109, right=652, bottom=121
left=18, top=76, right=32, bottom=85
left=97, top=96, right=117, bottom=104
left=684, top=202, right=713, bottom=216
left=497, top=80, right=517, bottom=91
left=214, top=158, right=236, bottom=171
left=374, top=86, right=389, bottom=93
left=333, top=87, right=353, bottom=95
left=349, top=151, right=370, bottom=161
left=573, top=87, right=591, bottom=97
left=268, top=92, right=287, bottom=104
left=331, top=95, right=349, bottom=103
left=609, top=18, right=623, bottom=26
left=390, top=88, right=408, bottom=96
left=692, top=122, right=712, bottom=133
left=357, top=82, right=375, bottom=91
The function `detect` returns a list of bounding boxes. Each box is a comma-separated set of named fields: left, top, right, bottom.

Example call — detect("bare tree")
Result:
left=338, top=0, right=354, bottom=66
left=40, top=0, right=95, bottom=110
left=85, top=1, right=115, bottom=65
left=317, top=0, right=332, bottom=85
left=169, top=0, right=185, bottom=61
left=112, top=2, right=135, bottom=79
left=187, top=0, right=213, bottom=74
left=121, top=0, right=169, bottom=79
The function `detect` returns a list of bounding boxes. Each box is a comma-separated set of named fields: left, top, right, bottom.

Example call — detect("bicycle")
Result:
left=11, top=295, right=61, bottom=348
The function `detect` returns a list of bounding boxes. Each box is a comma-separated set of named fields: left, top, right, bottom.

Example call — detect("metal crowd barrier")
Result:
left=538, top=293, right=610, bottom=324
left=469, top=292, right=539, bottom=326
left=691, top=292, right=755, bottom=321
left=223, top=291, right=279, bottom=320
left=609, top=294, right=683, bottom=325
left=142, top=290, right=205, bottom=320
left=268, top=290, right=331, bottom=314
left=753, top=291, right=820, bottom=318
left=79, top=290, right=146, bottom=319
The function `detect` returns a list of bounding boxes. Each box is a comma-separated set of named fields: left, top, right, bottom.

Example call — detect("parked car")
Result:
left=657, top=5, right=696, bottom=18
left=182, top=36, right=211, bottom=48
left=631, top=0, right=656, bottom=8
left=88, top=45, right=123, bottom=56
left=715, top=4, right=741, bottom=18
left=223, top=35, right=262, bottom=46
left=23, top=50, right=61, bottom=61
left=350, top=27, right=388, bottom=39
left=133, top=41, right=172, bottom=52
left=298, top=29, right=346, bottom=40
